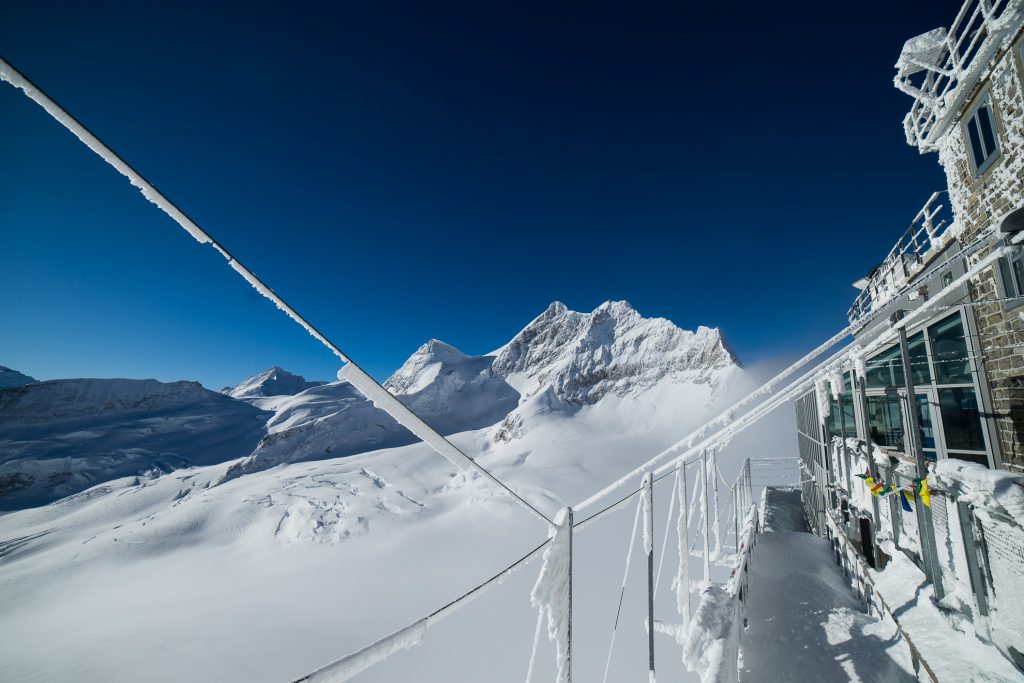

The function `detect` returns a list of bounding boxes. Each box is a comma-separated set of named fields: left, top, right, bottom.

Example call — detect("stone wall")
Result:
left=936, top=35, right=1024, bottom=471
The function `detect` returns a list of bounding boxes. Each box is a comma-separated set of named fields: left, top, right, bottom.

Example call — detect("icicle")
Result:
left=815, top=376, right=831, bottom=427
left=524, top=610, right=544, bottom=683
left=850, top=344, right=867, bottom=381
left=827, top=367, right=844, bottom=400
left=530, top=508, right=572, bottom=683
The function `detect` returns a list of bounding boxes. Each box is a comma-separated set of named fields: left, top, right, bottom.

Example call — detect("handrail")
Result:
left=895, top=0, right=1023, bottom=150
left=848, top=192, right=953, bottom=330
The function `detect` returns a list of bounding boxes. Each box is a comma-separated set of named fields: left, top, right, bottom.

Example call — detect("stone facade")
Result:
left=935, top=34, right=1024, bottom=471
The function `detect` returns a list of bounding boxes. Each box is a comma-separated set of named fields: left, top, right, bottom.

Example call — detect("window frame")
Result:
left=995, top=244, right=1024, bottom=312
left=962, top=93, right=1002, bottom=177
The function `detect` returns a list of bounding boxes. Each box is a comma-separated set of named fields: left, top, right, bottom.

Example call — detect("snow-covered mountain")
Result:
left=0, top=379, right=269, bottom=510
left=221, top=339, right=521, bottom=481
left=223, top=366, right=325, bottom=401
left=0, top=300, right=755, bottom=683
left=0, top=365, right=36, bottom=389
left=0, top=302, right=738, bottom=509
left=221, top=301, right=736, bottom=480
left=492, top=300, right=736, bottom=404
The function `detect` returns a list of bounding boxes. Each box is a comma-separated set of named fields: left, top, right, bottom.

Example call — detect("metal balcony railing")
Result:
left=895, top=0, right=1024, bottom=151
left=848, top=192, right=954, bottom=331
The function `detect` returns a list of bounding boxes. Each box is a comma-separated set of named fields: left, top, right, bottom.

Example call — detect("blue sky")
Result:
left=1, top=1, right=964, bottom=389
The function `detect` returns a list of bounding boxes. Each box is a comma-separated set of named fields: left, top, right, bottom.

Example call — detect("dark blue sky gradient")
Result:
left=1, top=1, right=966, bottom=389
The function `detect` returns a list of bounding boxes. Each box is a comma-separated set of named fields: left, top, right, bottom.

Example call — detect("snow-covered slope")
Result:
left=0, top=301, right=753, bottom=683
left=0, top=379, right=269, bottom=510
left=223, top=366, right=325, bottom=400
left=0, top=365, right=36, bottom=389
left=0, top=366, right=784, bottom=683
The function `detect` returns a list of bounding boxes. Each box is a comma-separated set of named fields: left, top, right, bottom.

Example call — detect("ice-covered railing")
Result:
left=848, top=192, right=953, bottom=331
left=896, top=0, right=1024, bottom=151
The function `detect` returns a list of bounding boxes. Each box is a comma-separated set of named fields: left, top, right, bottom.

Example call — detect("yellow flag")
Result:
left=919, top=477, right=931, bottom=507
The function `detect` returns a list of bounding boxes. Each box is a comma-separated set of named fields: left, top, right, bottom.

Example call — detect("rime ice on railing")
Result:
left=895, top=0, right=1024, bottom=151
left=847, top=192, right=954, bottom=330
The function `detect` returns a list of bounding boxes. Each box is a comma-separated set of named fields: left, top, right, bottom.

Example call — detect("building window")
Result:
left=996, top=248, right=1024, bottom=310
left=938, top=388, right=987, bottom=465
left=927, top=314, right=972, bottom=385
left=867, top=394, right=905, bottom=452
left=964, top=96, right=1000, bottom=176
left=861, top=311, right=991, bottom=467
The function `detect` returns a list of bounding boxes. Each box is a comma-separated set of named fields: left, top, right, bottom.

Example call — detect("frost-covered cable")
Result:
left=653, top=469, right=679, bottom=598
left=600, top=498, right=643, bottom=683
left=293, top=537, right=551, bottom=682
left=0, top=55, right=552, bottom=527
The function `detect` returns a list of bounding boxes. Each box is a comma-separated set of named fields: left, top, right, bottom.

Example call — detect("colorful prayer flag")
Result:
left=900, top=490, right=913, bottom=512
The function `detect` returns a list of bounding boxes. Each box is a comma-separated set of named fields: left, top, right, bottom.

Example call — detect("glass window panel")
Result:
left=967, top=116, right=986, bottom=167
left=867, top=394, right=904, bottom=452
left=999, top=256, right=1019, bottom=297
left=947, top=451, right=988, bottom=467
left=828, top=397, right=841, bottom=439
left=843, top=400, right=856, bottom=439
left=978, top=105, right=998, bottom=157
left=915, top=393, right=935, bottom=450
left=866, top=346, right=904, bottom=389
left=928, top=313, right=972, bottom=384
left=909, top=331, right=930, bottom=385
left=939, top=387, right=986, bottom=452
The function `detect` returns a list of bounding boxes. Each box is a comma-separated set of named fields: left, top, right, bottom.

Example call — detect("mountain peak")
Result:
left=0, top=366, right=36, bottom=389
left=595, top=299, right=635, bottom=315
left=383, top=339, right=472, bottom=395
left=225, top=367, right=325, bottom=399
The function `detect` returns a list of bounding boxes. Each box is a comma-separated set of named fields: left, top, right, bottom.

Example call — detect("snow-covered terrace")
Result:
left=896, top=0, right=1024, bottom=151
left=847, top=191, right=954, bottom=331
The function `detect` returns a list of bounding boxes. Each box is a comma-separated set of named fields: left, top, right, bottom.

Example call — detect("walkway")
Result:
left=737, top=488, right=915, bottom=682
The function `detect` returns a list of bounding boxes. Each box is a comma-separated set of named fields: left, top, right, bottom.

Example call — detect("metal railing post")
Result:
left=838, top=389, right=851, bottom=493
left=702, top=452, right=711, bottom=584
left=956, top=501, right=990, bottom=619
left=567, top=507, right=573, bottom=683
left=744, top=458, right=752, bottom=520
left=895, top=317, right=945, bottom=599
left=643, top=473, right=655, bottom=683
left=854, top=373, right=884, bottom=544
left=711, top=447, right=721, bottom=558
